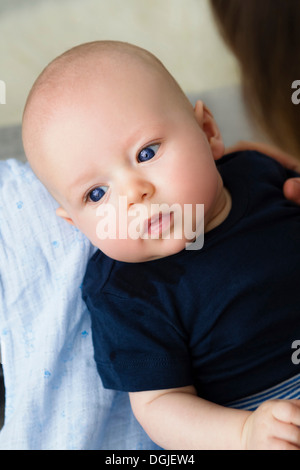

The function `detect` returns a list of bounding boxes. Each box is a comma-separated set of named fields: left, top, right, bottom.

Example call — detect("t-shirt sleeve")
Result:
left=84, top=288, right=193, bottom=392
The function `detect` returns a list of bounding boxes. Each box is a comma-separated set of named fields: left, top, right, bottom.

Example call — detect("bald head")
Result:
left=22, top=41, right=194, bottom=207
left=22, top=41, right=190, bottom=180
left=23, top=41, right=176, bottom=118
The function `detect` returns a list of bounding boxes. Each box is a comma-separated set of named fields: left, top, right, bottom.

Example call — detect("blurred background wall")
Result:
left=0, top=0, right=240, bottom=127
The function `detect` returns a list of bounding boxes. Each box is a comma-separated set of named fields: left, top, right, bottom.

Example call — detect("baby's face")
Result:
left=36, top=61, right=225, bottom=262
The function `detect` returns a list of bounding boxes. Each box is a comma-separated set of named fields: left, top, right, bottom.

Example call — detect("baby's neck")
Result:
left=204, top=186, right=232, bottom=233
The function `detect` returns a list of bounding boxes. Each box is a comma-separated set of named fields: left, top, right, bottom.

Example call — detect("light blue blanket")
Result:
left=0, top=159, right=159, bottom=450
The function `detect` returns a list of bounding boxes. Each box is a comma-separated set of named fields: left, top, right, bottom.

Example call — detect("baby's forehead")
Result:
left=23, top=42, right=190, bottom=176
left=27, top=50, right=177, bottom=139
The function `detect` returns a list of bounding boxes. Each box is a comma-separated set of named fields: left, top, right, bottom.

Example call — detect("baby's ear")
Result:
left=194, top=100, right=224, bottom=160
left=56, top=206, right=75, bottom=226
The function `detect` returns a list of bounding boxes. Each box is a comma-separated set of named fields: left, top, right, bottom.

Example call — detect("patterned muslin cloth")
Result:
left=0, top=159, right=158, bottom=450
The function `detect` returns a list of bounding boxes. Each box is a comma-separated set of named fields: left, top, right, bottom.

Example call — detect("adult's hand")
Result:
left=283, top=179, right=300, bottom=206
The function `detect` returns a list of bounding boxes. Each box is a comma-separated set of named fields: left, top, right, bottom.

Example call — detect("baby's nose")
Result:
left=122, top=176, right=155, bottom=206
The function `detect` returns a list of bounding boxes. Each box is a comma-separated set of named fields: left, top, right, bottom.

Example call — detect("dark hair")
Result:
left=210, top=0, right=300, bottom=157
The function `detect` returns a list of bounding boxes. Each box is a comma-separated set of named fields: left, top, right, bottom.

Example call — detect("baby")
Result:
left=22, top=40, right=300, bottom=450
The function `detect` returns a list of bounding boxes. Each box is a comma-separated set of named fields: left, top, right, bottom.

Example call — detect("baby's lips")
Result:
left=143, top=211, right=174, bottom=238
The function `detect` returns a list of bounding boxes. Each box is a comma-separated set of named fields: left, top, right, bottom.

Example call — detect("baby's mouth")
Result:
left=143, top=211, right=174, bottom=238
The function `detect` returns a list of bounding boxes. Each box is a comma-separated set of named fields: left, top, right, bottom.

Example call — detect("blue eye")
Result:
left=137, top=144, right=159, bottom=162
left=88, top=186, right=108, bottom=202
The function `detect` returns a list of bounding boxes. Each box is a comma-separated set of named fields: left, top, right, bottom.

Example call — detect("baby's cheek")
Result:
left=73, top=214, right=103, bottom=248
left=82, top=214, right=130, bottom=258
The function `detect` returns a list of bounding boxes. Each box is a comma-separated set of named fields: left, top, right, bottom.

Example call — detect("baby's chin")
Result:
left=97, top=237, right=188, bottom=263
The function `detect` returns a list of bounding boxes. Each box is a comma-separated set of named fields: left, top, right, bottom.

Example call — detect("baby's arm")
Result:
left=130, top=386, right=300, bottom=450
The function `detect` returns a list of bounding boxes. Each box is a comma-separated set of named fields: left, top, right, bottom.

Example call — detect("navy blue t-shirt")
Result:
left=82, top=151, right=300, bottom=405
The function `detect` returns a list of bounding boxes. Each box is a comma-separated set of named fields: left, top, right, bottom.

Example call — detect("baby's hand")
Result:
left=241, top=399, right=300, bottom=450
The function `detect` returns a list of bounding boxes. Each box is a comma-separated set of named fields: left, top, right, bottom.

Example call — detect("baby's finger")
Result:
left=271, top=438, right=300, bottom=450
left=271, top=420, right=300, bottom=448
left=272, top=399, right=300, bottom=426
